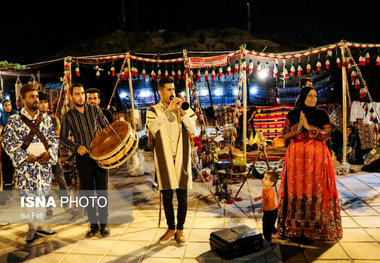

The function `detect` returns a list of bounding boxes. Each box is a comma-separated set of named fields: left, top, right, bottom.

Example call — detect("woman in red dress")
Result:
left=277, top=86, right=342, bottom=241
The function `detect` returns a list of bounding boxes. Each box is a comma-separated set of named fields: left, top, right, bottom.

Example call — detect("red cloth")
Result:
left=277, top=121, right=342, bottom=241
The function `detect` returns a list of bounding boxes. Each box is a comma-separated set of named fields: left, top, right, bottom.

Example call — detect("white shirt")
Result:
left=21, top=108, right=46, bottom=157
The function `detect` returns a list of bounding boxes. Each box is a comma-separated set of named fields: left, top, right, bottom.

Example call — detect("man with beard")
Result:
left=2, top=83, right=58, bottom=242
left=60, top=83, right=110, bottom=238
left=86, top=88, right=114, bottom=124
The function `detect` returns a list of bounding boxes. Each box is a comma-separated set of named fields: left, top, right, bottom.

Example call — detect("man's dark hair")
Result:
left=299, top=77, right=313, bottom=89
left=249, top=106, right=258, bottom=114
left=86, top=88, right=101, bottom=96
left=158, top=77, right=174, bottom=91
left=347, top=125, right=356, bottom=132
left=38, top=92, right=49, bottom=101
left=265, top=170, right=279, bottom=185
left=20, top=83, right=38, bottom=99
left=69, top=83, right=84, bottom=95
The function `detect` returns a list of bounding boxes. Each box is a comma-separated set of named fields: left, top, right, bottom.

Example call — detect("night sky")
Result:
left=0, top=0, right=379, bottom=64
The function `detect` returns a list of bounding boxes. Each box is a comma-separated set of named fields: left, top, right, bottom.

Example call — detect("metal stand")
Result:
left=191, top=159, right=221, bottom=208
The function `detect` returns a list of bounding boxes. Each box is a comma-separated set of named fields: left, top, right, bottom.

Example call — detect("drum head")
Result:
left=90, top=121, right=130, bottom=159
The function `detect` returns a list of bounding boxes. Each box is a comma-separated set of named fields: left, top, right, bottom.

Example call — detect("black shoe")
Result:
left=100, top=224, right=110, bottom=238
left=85, top=224, right=99, bottom=238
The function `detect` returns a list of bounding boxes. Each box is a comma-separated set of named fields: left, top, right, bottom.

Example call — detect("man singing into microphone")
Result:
left=146, top=77, right=197, bottom=246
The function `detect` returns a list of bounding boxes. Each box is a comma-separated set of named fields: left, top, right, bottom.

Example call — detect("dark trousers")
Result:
left=263, top=208, right=278, bottom=242
left=161, top=189, right=187, bottom=230
left=1, top=149, right=14, bottom=185
left=76, top=154, right=108, bottom=225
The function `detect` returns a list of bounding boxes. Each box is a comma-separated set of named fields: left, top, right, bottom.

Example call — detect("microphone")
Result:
left=170, top=95, right=189, bottom=110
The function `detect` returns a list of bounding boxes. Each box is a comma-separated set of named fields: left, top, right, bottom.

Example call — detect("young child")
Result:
left=254, top=171, right=279, bottom=245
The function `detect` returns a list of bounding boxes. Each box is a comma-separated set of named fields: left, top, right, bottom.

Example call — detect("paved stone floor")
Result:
left=0, top=165, right=380, bottom=263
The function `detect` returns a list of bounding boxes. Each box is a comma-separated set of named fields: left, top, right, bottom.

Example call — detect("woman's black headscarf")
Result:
left=287, top=86, right=330, bottom=129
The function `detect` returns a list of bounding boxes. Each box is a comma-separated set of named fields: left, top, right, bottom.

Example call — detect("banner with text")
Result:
left=188, top=55, right=228, bottom=68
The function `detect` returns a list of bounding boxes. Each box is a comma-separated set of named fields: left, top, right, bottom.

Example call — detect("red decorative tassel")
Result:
left=306, top=63, right=311, bottom=73
left=142, top=69, right=146, bottom=79
left=177, top=70, right=181, bottom=80
left=355, top=79, right=360, bottom=89
left=151, top=70, right=155, bottom=80
left=316, top=61, right=322, bottom=72
left=197, top=70, right=201, bottom=81
left=297, top=64, right=302, bottom=76
left=219, top=67, right=223, bottom=78
left=157, top=69, right=162, bottom=80
left=376, top=56, right=380, bottom=66
left=336, top=57, right=341, bottom=68
left=366, top=52, right=370, bottom=63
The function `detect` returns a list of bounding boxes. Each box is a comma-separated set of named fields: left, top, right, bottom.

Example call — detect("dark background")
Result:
left=1, top=0, right=379, bottom=64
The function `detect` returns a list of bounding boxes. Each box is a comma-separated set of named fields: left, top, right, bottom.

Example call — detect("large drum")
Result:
left=89, top=121, right=139, bottom=169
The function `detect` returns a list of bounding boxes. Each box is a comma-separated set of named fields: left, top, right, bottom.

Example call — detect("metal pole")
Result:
left=241, top=46, right=247, bottom=161
left=340, top=44, right=349, bottom=170
left=183, top=50, right=191, bottom=104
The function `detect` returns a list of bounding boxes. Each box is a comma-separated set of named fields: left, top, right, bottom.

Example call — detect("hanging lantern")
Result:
left=248, top=60, right=253, bottom=74
left=75, top=62, right=80, bottom=77
left=351, top=70, right=357, bottom=83
left=157, top=68, right=162, bottom=79
left=256, top=61, right=262, bottom=72
left=316, top=58, right=322, bottom=72
left=336, top=56, right=342, bottom=68
left=306, top=58, right=312, bottom=73
left=354, top=79, right=360, bottom=89
left=211, top=68, right=216, bottom=80
left=376, top=54, right=380, bottom=66
left=197, top=69, right=201, bottom=81
left=359, top=51, right=366, bottom=66
left=177, top=69, right=181, bottom=80
left=347, top=60, right=352, bottom=73
left=142, top=68, right=146, bottom=79
left=297, top=62, right=303, bottom=76
left=205, top=69, right=209, bottom=81
left=95, top=66, right=101, bottom=77
left=283, top=65, right=288, bottom=80
left=151, top=70, right=156, bottom=80
left=227, top=62, right=231, bottom=76
left=165, top=70, right=169, bottom=78
left=172, top=70, right=176, bottom=79
left=133, top=66, right=138, bottom=77
left=234, top=60, right=239, bottom=74
left=290, top=61, right=295, bottom=76
left=241, top=59, right=247, bottom=71
left=273, top=61, right=278, bottom=78
left=110, top=62, right=115, bottom=76
left=264, top=62, right=270, bottom=73
left=365, top=51, right=370, bottom=63
left=218, top=67, right=223, bottom=78
left=325, top=50, right=332, bottom=69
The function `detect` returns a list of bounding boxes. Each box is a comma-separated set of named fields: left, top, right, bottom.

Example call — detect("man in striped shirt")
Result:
left=60, top=83, right=110, bottom=238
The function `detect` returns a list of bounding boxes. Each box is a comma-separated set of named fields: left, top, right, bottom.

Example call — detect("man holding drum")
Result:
left=146, top=77, right=197, bottom=246
left=60, top=83, right=110, bottom=238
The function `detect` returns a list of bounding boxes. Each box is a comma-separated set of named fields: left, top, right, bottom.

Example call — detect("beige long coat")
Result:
left=146, top=102, right=197, bottom=190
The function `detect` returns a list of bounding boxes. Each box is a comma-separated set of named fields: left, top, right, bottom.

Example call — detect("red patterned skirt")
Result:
left=277, top=134, right=343, bottom=241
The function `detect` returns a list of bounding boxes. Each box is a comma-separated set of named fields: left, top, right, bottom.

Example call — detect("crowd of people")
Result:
left=0, top=76, right=350, bottom=246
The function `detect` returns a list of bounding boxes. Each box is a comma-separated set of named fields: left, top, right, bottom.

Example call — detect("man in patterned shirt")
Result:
left=2, top=83, right=58, bottom=242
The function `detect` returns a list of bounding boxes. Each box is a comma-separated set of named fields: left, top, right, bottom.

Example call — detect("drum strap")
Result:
left=19, top=113, right=49, bottom=152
